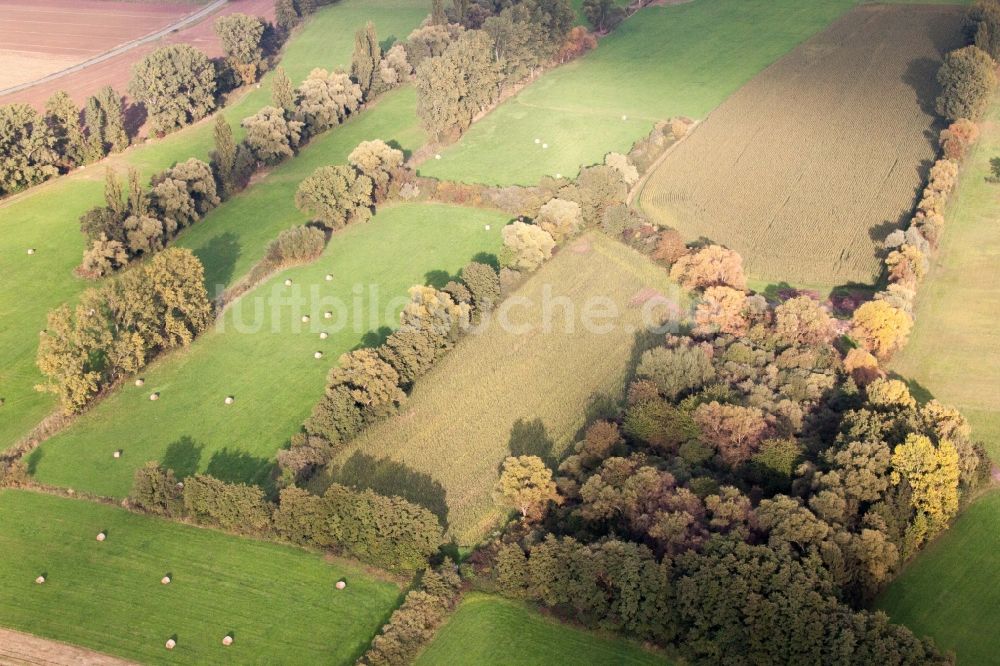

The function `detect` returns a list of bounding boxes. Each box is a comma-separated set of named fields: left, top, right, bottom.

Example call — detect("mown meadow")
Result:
left=0, top=489, right=401, bottom=664
left=0, top=0, right=428, bottom=449
left=415, top=593, right=670, bottom=665
left=31, top=203, right=507, bottom=498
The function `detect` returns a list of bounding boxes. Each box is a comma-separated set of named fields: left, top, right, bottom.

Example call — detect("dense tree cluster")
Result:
left=214, top=13, right=267, bottom=86
left=37, top=248, right=212, bottom=412
left=129, top=44, right=218, bottom=134
left=476, top=243, right=987, bottom=661
left=935, top=45, right=997, bottom=122
left=413, top=0, right=582, bottom=140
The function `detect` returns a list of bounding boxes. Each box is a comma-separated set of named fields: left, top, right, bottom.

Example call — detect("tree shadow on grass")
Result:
left=425, top=269, right=452, bottom=289
left=471, top=252, right=499, bottom=270
left=25, top=447, right=43, bottom=475
left=194, top=232, right=241, bottom=297
left=328, top=451, right=449, bottom=527
left=356, top=326, right=393, bottom=350
left=205, top=447, right=276, bottom=493
left=889, top=372, right=935, bottom=404
left=161, top=435, right=203, bottom=479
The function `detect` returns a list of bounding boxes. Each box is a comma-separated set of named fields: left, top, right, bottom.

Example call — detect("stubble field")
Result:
left=638, top=4, right=963, bottom=287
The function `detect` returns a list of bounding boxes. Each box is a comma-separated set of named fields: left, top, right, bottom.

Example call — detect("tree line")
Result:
left=0, top=12, right=277, bottom=198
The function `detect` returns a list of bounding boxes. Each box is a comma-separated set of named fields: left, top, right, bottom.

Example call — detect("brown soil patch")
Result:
left=0, top=627, right=136, bottom=665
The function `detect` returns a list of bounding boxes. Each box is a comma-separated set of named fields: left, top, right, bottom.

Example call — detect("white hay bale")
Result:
left=336, top=580, right=346, bottom=590
left=434, top=154, right=441, bottom=160
left=622, top=114, right=628, bottom=121
left=314, top=351, right=323, bottom=359
left=542, top=143, right=549, bottom=149
left=149, top=392, right=159, bottom=401
left=325, top=274, right=334, bottom=281
left=324, top=311, right=332, bottom=319
left=284, top=279, right=293, bottom=286
left=224, top=396, right=234, bottom=405
left=161, top=575, right=171, bottom=585
left=135, top=378, right=144, bottom=387
left=96, top=532, right=106, bottom=542
left=301, top=315, right=310, bottom=323
left=27, top=248, right=35, bottom=255
left=35, top=575, right=45, bottom=584
left=113, top=450, right=121, bottom=459
left=319, top=331, right=329, bottom=340
left=555, top=173, right=562, bottom=179
left=534, top=138, right=540, bottom=144
left=165, top=639, right=176, bottom=650
left=176, top=482, right=184, bottom=490
left=222, top=635, right=234, bottom=646
left=484, top=224, right=491, bottom=231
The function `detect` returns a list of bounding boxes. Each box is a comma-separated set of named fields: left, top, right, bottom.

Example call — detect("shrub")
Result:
left=130, top=462, right=184, bottom=516
left=266, top=225, right=326, bottom=264
left=500, top=221, right=555, bottom=271
left=559, top=165, right=627, bottom=224
left=600, top=202, right=646, bottom=237
left=850, top=300, right=913, bottom=360
left=0, top=103, right=58, bottom=195
left=460, top=261, right=501, bottom=314
left=940, top=118, right=980, bottom=160
left=636, top=345, right=716, bottom=400
left=535, top=197, right=583, bottom=243
left=935, top=45, right=997, bottom=122
left=214, top=13, right=265, bottom=86
left=182, top=474, right=272, bottom=534
left=129, top=45, right=217, bottom=134
left=241, top=105, right=304, bottom=164
left=651, top=229, right=687, bottom=265
left=670, top=244, right=747, bottom=290
left=151, top=158, right=221, bottom=231
left=377, top=328, right=440, bottom=387
left=294, top=69, right=362, bottom=134
left=295, top=164, right=374, bottom=229
left=604, top=152, right=639, bottom=186
left=348, top=139, right=404, bottom=201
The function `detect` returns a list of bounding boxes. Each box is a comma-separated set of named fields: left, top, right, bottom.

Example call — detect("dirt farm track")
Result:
left=638, top=4, right=964, bottom=288
left=0, top=0, right=275, bottom=110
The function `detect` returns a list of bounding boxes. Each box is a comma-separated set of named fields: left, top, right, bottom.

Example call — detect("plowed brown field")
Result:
left=638, top=4, right=963, bottom=288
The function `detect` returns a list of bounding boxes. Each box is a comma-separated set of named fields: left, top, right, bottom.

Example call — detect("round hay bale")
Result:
left=149, top=392, right=160, bottom=401
left=27, top=248, right=35, bottom=255
left=555, top=173, right=562, bottom=179
left=534, top=138, right=540, bottom=144
left=622, top=114, right=628, bottom=121
left=113, top=450, right=121, bottom=459
left=224, top=396, right=234, bottom=405
left=35, top=575, right=45, bottom=584
left=314, top=351, right=323, bottom=359
left=336, top=580, right=346, bottom=590
left=135, top=378, right=145, bottom=387
left=165, top=639, right=176, bottom=650
left=222, top=635, right=234, bottom=646
left=324, top=311, right=332, bottom=319
left=325, top=274, right=334, bottom=281
left=319, top=331, right=329, bottom=340
left=284, top=279, right=293, bottom=287
left=542, top=143, right=549, bottom=149
left=484, top=224, right=491, bottom=231
left=96, top=532, right=106, bottom=542
left=434, top=154, right=441, bottom=160
left=301, top=315, right=310, bottom=323
left=161, top=575, right=171, bottom=585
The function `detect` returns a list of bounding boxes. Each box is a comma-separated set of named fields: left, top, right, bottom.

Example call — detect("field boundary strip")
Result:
left=0, top=0, right=228, bottom=98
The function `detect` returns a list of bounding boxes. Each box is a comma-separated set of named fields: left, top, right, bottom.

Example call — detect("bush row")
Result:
left=130, top=462, right=443, bottom=571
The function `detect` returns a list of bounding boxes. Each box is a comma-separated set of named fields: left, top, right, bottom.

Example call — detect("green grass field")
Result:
left=875, top=99, right=1000, bottom=664
left=0, top=0, right=428, bottom=450
left=877, top=492, right=1000, bottom=665
left=30, top=203, right=507, bottom=499
left=417, top=0, right=857, bottom=186
left=415, top=593, right=671, bottom=666
left=325, top=233, right=680, bottom=543
left=0, top=489, right=401, bottom=664
left=889, top=104, right=1000, bottom=458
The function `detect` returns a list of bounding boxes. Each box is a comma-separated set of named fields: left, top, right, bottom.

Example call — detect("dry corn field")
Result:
left=326, top=233, right=681, bottom=545
left=638, top=4, right=963, bottom=287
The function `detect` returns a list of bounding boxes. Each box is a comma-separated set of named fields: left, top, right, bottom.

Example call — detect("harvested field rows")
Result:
left=325, top=233, right=681, bottom=544
left=639, top=4, right=963, bottom=287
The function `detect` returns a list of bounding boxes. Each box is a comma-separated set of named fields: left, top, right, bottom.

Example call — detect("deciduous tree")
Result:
left=129, top=44, right=217, bottom=134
